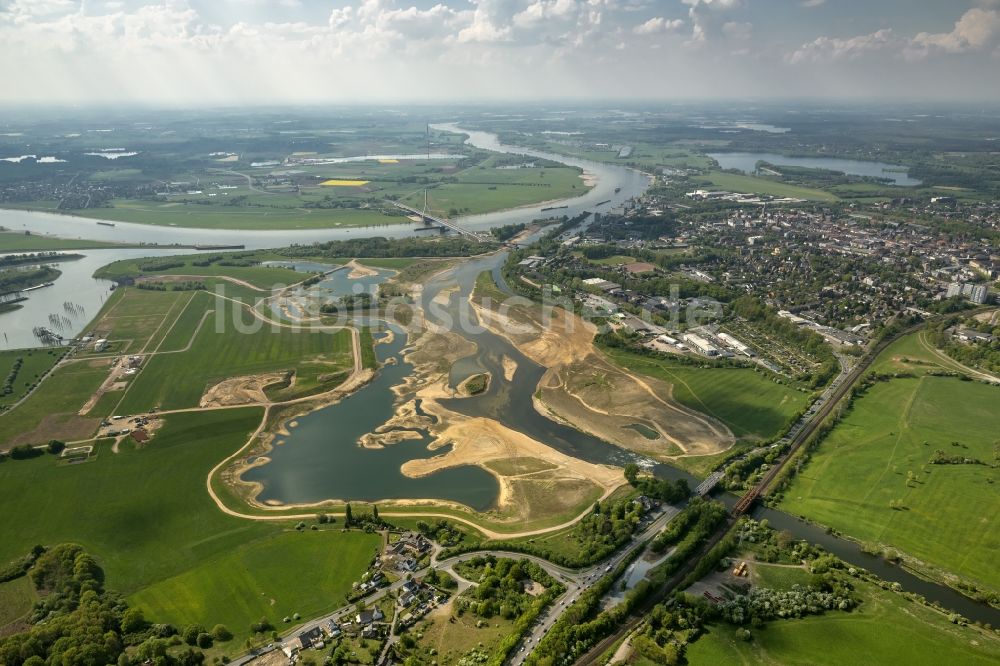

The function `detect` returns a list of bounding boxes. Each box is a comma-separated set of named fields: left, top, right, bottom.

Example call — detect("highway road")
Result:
left=227, top=504, right=682, bottom=666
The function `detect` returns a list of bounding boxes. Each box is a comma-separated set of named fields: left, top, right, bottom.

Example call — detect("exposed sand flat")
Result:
left=346, top=259, right=378, bottom=278
left=539, top=355, right=734, bottom=459
left=502, top=355, right=518, bottom=381
left=432, top=284, right=459, bottom=308
left=201, top=372, right=288, bottom=407
left=471, top=298, right=595, bottom=367
left=360, top=429, right=424, bottom=449
left=400, top=403, right=621, bottom=512
left=471, top=286, right=733, bottom=460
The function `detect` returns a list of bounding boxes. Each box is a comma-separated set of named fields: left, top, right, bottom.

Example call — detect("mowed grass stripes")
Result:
left=118, top=291, right=353, bottom=412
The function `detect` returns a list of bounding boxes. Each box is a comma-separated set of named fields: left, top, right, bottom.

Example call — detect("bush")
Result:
left=211, top=624, right=232, bottom=642
left=8, top=444, right=42, bottom=460
left=196, top=632, right=213, bottom=649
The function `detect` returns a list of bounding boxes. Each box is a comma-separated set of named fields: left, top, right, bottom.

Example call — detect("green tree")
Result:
left=121, top=607, right=146, bottom=633
left=182, top=624, right=204, bottom=646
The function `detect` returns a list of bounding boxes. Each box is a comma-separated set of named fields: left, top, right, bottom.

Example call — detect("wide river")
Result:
left=0, top=127, right=994, bottom=623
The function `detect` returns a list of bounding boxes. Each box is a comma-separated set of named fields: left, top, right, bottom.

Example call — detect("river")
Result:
left=0, top=126, right=994, bottom=623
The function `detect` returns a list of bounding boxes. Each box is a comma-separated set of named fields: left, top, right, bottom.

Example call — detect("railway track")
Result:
left=572, top=321, right=925, bottom=666
left=732, top=322, right=924, bottom=514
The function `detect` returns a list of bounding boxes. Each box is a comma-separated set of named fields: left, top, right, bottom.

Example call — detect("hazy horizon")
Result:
left=2, top=1, right=1000, bottom=106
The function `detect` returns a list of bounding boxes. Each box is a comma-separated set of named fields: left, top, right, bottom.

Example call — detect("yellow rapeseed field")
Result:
left=320, top=179, right=370, bottom=187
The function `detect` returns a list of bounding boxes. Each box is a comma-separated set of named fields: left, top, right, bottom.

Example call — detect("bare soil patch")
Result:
left=200, top=372, right=288, bottom=407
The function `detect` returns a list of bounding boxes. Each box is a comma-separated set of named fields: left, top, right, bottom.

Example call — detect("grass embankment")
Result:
left=696, top=171, right=839, bottom=202
left=0, top=408, right=377, bottom=648
left=686, top=574, right=1000, bottom=665
left=359, top=326, right=378, bottom=369
left=117, top=291, right=354, bottom=412
left=602, top=347, right=809, bottom=441
left=780, top=375, right=1000, bottom=594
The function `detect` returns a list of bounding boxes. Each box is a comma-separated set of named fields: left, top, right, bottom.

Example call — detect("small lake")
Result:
left=708, top=152, right=921, bottom=186
left=242, top=324, right=500, bottom=511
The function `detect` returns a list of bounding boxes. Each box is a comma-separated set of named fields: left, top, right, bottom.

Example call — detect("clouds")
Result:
left=907, top=7, right=1000, bottom=59
left=788, top=28, right=896, bottom=64
left=682, top=0, right=745, bottom=44
left=788, top=4, right=1000, bottom=66
left=0, top=0, right=998, bottom=105
left=632, top=16, right=683, bottom=35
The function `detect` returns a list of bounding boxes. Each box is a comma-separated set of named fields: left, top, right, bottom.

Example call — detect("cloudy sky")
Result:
left=1, top=0, right=999, bottom=105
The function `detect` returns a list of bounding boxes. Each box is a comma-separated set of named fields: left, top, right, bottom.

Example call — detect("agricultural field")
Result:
left=686, top=576, right=1000, bottom=666
left=116, top=291, right=354, bottom=412
left=602, top=347, right=809, bottom=441
left=0, top=347, right=64, bottom=410
left=780, top=376, right=1000, bottom=593
left=0, top=408, right=376, bottom=649
left=398, top=161, right=588, bottom=218
left=86, top=288, right=194, bottom=354
left=693, top=171, right=839, bottom=202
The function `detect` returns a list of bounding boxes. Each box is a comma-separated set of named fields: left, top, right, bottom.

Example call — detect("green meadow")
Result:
left=72, top=200, right=404, bottom=230
left=0, top=358, right=109, bottom=445
left=686, top=576, right=1000, bottom=666
left=0, top=576, right=36, bottom=629
left=129, top=529, right=378, bottom=644
left=0, top=409, right=376, bottom=647
left=0, top=347, right=64, bottom=410
left=781, top=376, right=1000, bottom=593
left=95, top=252, right=308, bottom=290
left=602, top=347, right=809, bottom=440
left=0, top=232, right=138, bottom=252
left=402, top=164, right=587, bottom=217
left=116, top=291, right=353, bottom=412
left=696, top=171, right=839, bottom=202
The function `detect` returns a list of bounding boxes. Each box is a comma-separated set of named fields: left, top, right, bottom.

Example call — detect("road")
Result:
left=226, top=506, right=681, bottom=666
left=502, top=507, right=680, bottom=666
left=574, top=323, right=928, bottom=665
